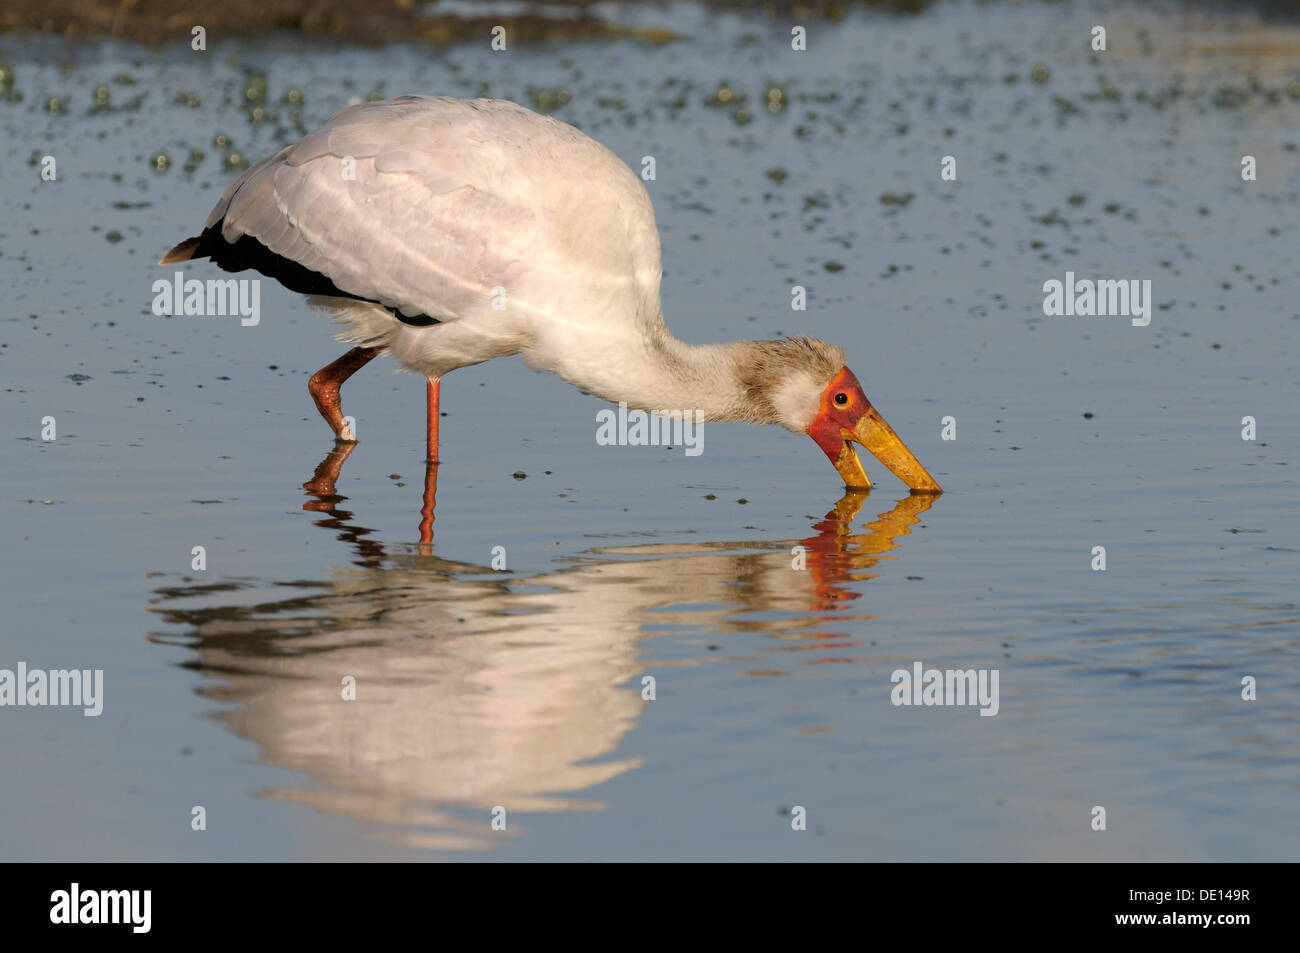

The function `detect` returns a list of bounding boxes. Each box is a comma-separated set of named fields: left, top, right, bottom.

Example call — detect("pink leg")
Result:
left=308, top=346, right=383, bottom=441
left=418, top=378, right=441, bottom=549
left=426, top=377, right=440, bottom=464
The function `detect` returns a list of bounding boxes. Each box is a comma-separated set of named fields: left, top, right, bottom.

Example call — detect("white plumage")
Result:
left=206, top=96, right=678, bottom=406
left=162, top=94, right=941, bottom=494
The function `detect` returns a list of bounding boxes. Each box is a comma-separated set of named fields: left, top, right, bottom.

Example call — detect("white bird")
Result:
left=160, top=95, right=940, bottom=493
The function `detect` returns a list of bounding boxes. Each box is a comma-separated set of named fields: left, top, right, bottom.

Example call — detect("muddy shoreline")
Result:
left=0, top=0, right=929, bottom=47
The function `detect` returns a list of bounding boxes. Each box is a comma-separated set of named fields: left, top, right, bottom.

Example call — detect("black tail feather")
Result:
left=158, top=236, right=201, bottom=265
left=158, top=223, right=439, bottom=326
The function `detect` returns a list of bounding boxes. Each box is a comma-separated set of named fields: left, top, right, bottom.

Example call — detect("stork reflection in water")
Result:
left=152, top=466, right=936, bottom=849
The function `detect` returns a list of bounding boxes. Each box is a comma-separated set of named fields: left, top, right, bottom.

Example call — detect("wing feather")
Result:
left=211, top=98, right=546, bottom=323
left=196, top=95, right=663, bottom=333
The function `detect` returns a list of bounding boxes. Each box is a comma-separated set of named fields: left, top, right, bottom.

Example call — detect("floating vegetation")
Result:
left=880, top=191, right=914, bottom=207
left=528, top=87, right=571, bottom=112
left=90, top=85, right=111, bottom=114
left=709, top=82, right=745, bottom=107
left=243, top=73, right=268, bottom=103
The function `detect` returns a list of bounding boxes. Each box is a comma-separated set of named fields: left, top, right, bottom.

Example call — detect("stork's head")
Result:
left=755, top=338, right=941, bottom=493
left=807, top=365, right=941, bottom=492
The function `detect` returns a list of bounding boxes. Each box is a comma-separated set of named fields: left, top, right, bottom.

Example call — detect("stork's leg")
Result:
left=418, top=377, right=441, bottom=550
left=426, top=377, right=441, bottom=464
left=307, top=346, right=383, bottom=441
left=418, top=452, right=438, bottom=550
left=302, top=442, right=356, bottom=499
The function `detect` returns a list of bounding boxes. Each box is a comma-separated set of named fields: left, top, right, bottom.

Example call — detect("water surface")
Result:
left=1, top=0, right=1297, bottom=860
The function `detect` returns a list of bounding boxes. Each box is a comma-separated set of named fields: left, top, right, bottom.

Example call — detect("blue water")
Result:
left=1, top=0, right=1297, bottom=860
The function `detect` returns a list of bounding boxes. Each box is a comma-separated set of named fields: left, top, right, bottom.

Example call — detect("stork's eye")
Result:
left=834, top=393, right=849, bottom=405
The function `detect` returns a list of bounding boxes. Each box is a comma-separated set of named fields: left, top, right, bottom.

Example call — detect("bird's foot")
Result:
left=308, top=345, right=383, bottom=443
left=303, top=443, right=355, bottom=500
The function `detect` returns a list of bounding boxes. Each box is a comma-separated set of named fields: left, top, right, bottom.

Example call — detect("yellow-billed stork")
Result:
left=161, top=95, right=940, bottom=493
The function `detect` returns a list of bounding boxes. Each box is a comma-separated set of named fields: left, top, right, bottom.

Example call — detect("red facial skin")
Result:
left=807, top=366, right=871, bottom=466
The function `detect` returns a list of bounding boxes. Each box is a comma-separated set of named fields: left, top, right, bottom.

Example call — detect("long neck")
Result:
left=563, top=323, right=773, bottom=424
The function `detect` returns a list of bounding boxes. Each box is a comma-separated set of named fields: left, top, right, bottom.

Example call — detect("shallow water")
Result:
left=2, top=0, right=1297, bottom=860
